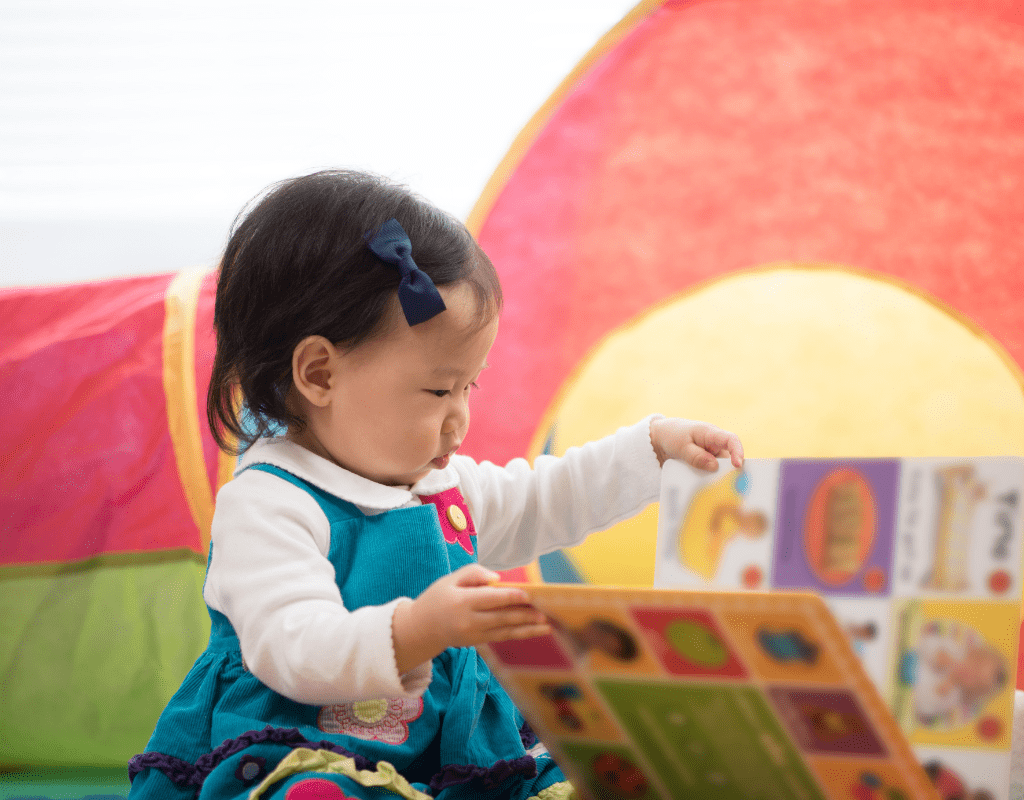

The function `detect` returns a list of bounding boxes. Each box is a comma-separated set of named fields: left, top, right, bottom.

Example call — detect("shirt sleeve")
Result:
left=204, top=469, right=432, bottom=704
left=458, top=415, right=664, bottom=571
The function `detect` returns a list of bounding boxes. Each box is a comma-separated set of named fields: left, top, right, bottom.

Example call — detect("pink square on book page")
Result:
left=488, top=634, right=573, bottom=670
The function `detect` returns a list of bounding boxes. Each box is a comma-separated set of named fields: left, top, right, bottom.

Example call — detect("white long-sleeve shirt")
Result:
left=204, top=416, right=663, bottom=705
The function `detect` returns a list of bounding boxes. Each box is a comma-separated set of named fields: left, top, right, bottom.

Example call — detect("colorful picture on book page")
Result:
left=595, top=681, right=826, bottom=800
left=558, top=742, right=659, bottom=800
left=510, top=674, right=624, bottom=741
left=488, top=605, right=665, bottom=677
left=629, top=606, right=747, bottom=678
left=772, top=459, right=900, bottom=596
left=655, top=457, right=1022, bottom=799
left=828, top=595, right=893, bottom=693
left=805, top=756, right=931, bottom=800
left=545, top=604, right=665, bottom=676
left=889, top=599, right=1017, bottom=750
left=891, top=459, right=1024, bottom=600
left=656, top=459, right=779, bottom=589
left=914, top=746, right=1010, bottom=800
left=717, top=604, right=847, bottom=685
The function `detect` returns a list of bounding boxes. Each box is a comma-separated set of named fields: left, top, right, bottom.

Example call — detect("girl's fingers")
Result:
left=728, top=442, right=745, bottom=468
left=685, top=441, right=719, bottom=471
left=471, top=604, right=547, bottom=636
left=713, top=430, right=744, bottom=467
left=481, top=604, right=546, bottom=627
left=692, top=425, right=744, bottom=470
left=485, top=622, right=553, bottom=643
left=451, top=563, right=502, bottom=587
left=469, top=586, right=533, bottom=610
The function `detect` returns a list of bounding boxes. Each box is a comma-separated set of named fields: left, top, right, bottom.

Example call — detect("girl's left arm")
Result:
left=460, top=415, right=742, bottom=571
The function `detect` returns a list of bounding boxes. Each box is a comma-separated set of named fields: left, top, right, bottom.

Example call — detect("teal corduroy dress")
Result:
left=128, top=464, right=569, bottom=800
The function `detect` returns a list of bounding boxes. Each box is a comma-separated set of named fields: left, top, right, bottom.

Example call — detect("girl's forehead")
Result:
left=424, top=305, right=499, bottom=362
left=438, top=281, right=498, bottom=329
left=366, top=289, right=497, bottom=368
left=383, top=283, right=497, bottom=341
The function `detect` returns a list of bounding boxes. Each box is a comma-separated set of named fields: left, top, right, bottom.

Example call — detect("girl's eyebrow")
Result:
left=431, top=361, right=490, bottom=377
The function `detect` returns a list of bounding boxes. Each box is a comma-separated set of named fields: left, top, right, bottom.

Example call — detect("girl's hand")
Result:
left=650, top=417, right=744, bottom=472
left=391, top=564, right=550, bottom=674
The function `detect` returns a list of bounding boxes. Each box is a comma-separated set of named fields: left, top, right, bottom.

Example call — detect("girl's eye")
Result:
left=429, top=381, right=478, bottom=398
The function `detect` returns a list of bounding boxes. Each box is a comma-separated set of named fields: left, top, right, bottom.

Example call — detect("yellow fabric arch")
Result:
left=163, top=267, right=235, bottom=554
left=530, top=265, right=1024, bottom=587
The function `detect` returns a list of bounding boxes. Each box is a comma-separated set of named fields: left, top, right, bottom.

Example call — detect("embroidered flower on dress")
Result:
left=417, top=489, right=476, bottom=556
left=317, top=697, right=423, bottom=744
left=235, top=754, right=267, bottom=783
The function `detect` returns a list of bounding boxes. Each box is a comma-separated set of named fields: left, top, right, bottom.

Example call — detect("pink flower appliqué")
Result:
left=417, top=488, right=476, bottom=556
left=317, top=697, right=423, bottom=744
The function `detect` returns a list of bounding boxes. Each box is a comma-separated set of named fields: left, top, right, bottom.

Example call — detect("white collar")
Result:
left=237, top=437, right=461, bottom=512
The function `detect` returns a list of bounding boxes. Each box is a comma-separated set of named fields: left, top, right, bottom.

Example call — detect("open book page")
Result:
left=655, top=456, right=1024, bottom=800
left=480, top=583, right=939, bottom=800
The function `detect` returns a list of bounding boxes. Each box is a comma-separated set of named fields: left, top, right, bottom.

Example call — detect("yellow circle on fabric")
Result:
left=353, top=699, right=389, bottom=724
left=529, top=264, right=1024, bottom=587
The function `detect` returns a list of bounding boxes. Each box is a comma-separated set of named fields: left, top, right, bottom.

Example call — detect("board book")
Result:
left=653, top=456, right=1024, bottom=800
left=480, top=583, right=939, bottom=800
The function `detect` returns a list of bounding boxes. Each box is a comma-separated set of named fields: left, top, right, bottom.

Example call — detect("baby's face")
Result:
left=300, top=282, right=498, bottom=486
left=953, top=646, right=1002, bottom=694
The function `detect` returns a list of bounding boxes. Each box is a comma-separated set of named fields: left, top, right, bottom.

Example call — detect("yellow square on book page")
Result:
left=890, top=598, right=1019, bottom=751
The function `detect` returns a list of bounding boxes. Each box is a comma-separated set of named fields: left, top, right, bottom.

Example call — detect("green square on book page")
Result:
left=594, top=680, right=826, bottom=800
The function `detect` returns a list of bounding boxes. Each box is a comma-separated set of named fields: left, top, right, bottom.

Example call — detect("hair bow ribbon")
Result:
left=366, top=218, right=447, bottom=326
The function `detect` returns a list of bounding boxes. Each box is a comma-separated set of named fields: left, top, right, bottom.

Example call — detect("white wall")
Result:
left=0, top=0, right=637, bottom=287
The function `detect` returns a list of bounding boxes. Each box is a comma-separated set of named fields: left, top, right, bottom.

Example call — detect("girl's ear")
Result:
left=292, top=336, right=337, bottom=407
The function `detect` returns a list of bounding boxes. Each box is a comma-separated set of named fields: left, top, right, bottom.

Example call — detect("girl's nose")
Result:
left=443, top=396, right=470, bottom=435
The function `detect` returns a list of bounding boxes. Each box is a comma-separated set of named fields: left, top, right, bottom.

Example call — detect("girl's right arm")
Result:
left=205, top=470, right=433, bottom=704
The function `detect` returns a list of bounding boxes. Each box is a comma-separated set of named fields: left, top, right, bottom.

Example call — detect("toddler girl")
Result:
left=128, top=169, right=744, bottom=800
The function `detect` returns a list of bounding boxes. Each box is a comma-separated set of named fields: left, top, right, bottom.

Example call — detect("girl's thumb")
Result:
left=454, top=563, right=501, bottom=586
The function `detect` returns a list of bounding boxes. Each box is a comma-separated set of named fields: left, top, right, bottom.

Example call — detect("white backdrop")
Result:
left=0, top=0, right=637, bottom=287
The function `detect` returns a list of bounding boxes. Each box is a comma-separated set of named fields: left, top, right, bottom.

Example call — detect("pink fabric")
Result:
left=0, top=272, right=219, bottom=565
left=284, top=778, right=351, bottom=800
left=466, top=0, right=1024, bottom=468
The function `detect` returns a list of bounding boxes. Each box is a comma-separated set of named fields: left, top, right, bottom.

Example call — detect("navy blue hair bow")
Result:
left=365, top=218, right=447, bottom=326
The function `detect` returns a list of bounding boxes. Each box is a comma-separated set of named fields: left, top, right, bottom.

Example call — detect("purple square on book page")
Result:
left=771, top=459, right=900, bottom=596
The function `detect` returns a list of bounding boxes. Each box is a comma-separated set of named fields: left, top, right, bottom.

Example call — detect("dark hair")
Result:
left=207, top=169, right=502, bottom=453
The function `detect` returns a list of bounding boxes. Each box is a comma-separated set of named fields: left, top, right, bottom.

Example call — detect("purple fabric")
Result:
left=519, top=720, right=537, bottom=750
left=128, top=726, right=371, bottom=788
left=127, top=751, right=202, bottom=787
left=428, top=755, right=537, bottom=794
left=131, top=724, right=539, bottom=796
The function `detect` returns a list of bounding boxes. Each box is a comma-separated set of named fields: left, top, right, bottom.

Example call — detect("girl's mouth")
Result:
left=432, top=442, right=460, bottom=469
